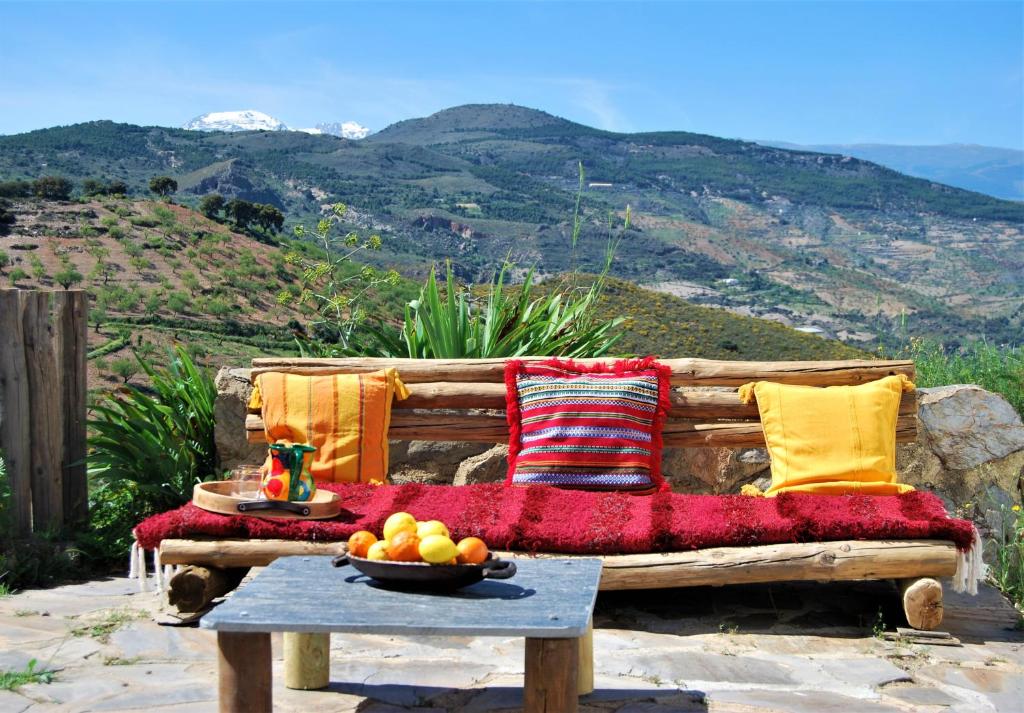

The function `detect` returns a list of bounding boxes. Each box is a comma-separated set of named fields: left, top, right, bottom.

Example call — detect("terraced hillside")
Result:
left=2, top=104, right=1021, bottom=345
left=0, top=198, right=865, bottom=391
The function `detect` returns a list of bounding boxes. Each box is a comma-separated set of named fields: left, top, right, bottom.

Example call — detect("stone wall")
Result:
left=215, top=368, right=1023, bottom=515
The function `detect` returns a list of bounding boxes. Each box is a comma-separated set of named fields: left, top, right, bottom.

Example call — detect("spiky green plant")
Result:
left=87, top=346, right=216, bottom=510
left=366, top=261, right=623, bottom=359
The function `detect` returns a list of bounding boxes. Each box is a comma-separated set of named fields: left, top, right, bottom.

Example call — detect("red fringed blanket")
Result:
left=134, top=483, right=976, bottom=554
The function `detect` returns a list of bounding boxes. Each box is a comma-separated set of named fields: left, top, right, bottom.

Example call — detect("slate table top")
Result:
left=200, top=555, right=602, bottom=638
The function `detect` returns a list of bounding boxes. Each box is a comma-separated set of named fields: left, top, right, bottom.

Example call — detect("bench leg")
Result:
left=284, top=632, right=330, bottom=689
left=524, top=637, right=579, bottom=713
left=577, top=618, right=594, bottom=695
left=217, top=631, right=271, bottom=713
left=899, top=577, right=944, bottom=631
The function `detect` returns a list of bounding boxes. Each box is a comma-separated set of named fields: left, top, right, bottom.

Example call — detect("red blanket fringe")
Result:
left=134, top=483, right=976, bottom=554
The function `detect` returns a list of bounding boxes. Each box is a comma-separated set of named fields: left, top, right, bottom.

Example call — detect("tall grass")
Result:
left=888, top=338, right=1023, bottom=417
left=985, top=503, right=1024, bottom=611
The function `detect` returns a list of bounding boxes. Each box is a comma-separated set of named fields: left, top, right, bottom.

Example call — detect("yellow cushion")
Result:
left=737, top=374, right=915, bottom=496
left=248, top=368, right=410, bottom=484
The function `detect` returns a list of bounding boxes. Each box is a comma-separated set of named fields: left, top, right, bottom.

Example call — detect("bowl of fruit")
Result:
left=332, top=512, right=516, bottom=591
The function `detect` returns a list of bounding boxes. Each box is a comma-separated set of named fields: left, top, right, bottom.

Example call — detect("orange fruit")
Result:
left=456, top=537, right=489, bottom=565
left=347, top=530, right=377, bottom=558
left=387, top=530, right=422, bottom=562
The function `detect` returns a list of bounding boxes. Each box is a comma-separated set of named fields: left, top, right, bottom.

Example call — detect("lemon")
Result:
left=383, top=512, right=417, bottom=541
left=416, top=520, right=450, bottom=539
left=366, top=541, right=390, bottom=561
left=418, top=534, right=458, bottom=564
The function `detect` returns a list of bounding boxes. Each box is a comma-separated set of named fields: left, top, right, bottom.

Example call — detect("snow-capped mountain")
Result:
left=315, top=121, right=372, bottom=139
left=183, top=111, right=371, bottom=139
left=183, top=110, right=288, bottom=132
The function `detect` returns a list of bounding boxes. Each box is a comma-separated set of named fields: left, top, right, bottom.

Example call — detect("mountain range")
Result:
left=760, top=141, right=1024, bottom=202
left=1, top=103, right=1021, bottom=346
left=183, top=110, right=371, bottom=139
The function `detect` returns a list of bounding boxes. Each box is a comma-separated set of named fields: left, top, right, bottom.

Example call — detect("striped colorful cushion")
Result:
left=504, top=357, right=671, bottom=492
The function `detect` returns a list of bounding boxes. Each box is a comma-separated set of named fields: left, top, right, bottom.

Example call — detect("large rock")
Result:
left=662, top=447, right=769, bottom=494
left=213, top=367, right=264, bottom=472
left=453, top=444, right=509, bottom=485
left=897, top=385, right=1024, bottom=517
left=918, top=384, right=1024, bottom=470
left=388, top=440, right=492, bottom=485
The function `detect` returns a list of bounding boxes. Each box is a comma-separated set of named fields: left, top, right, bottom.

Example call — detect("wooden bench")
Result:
left=159, top=356, right=957, bottom=634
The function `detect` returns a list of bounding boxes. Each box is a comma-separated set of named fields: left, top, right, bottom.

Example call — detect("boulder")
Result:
left=388, top=440, right=492, bottom=485
left=662, top=447, right=769, bottom=494
left=453, top=444, right=509, bottom=485
left=213, top=367, right=264, bottom=473
left=897, top=385, right=1024, bottom=523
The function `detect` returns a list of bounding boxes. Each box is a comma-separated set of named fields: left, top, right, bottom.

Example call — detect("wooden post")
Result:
left=0, top=291, right=32, bottom=536
left=217, top=631, right=272, bottom=713
left=0, top=290, right=88, bottom=535
left=22, top=291, right=64, bottom=532
left=577, top=618, right=594, bottom=696
left=524, top=637, right=579, bottom=713
left=283, top=632, right=330, bottom=689
left=57, top=291, right=88, bottom=528
left=899, top=577, right=944, bottom=631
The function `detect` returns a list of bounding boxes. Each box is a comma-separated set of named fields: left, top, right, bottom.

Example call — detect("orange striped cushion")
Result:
left=248, top=369, right=409, bottom=484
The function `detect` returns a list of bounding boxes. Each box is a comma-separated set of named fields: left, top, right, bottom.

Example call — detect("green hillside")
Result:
left=2, top=104, right=1021, bottom=346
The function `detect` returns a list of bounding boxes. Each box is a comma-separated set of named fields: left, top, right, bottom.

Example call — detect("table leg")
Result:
left=284, top=632, right=330, bottom=689
left=577, top=618, right=594, bottom=695
left=524, top=637, right=579, bottom=713
left=217, top=631, right=272, bottom=713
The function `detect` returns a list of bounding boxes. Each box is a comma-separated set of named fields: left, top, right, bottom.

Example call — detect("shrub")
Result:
left=148, top=175, right=177, bottom=198
left=985, top=503, right=1024, bottom=610
left=87, top=347, right=217, bottom=513
left=108, top=357, right=138, bottom=384
left=54, top=261, right=83, bottom=289
left=7, top=267, right=28, bottom=285
left=32, top=175, right=73, bottom=200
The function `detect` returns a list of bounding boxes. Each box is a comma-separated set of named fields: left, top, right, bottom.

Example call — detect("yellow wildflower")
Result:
left=1013, top=505, right=1021, bottom=512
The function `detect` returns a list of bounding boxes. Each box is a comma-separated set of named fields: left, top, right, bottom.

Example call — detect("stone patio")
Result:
left=0, top=572, right=1021, bottom=712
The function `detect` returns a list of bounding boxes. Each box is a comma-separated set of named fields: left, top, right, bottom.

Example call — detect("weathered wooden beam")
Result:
left=245, top=411, right=919, bottom=447
left=167, top=565, right=247, bottom=613
left=57, top=291, right=88, bottom=528
left=160, top=538, right=347, bottom=568
left=251, top=357, right=915, bottom=387
left=158, top=538, right=957, bottom=590
left=244, top=382, right=917, bottom=421
left=591, top=540, right=958, bottom=590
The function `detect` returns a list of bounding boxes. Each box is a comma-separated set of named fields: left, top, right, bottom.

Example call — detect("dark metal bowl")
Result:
left=332, top=554, right=516, bottom=591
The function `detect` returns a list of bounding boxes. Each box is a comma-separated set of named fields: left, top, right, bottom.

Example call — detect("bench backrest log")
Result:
left=244, top=357, right=917, bottom=450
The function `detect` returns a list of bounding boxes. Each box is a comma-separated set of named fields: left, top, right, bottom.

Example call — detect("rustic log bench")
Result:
left=157, top=356, right=958, bottom=633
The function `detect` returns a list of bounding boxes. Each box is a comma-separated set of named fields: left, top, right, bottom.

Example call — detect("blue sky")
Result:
left=1, top=1, right=1021, bottom=148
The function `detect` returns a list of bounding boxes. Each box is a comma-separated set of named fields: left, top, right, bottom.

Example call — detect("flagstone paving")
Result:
left=0, top=573, right=1020, bottom=712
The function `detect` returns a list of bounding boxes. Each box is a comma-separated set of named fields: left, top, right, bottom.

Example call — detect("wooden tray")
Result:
left=192, top=481, right=342, bottom=520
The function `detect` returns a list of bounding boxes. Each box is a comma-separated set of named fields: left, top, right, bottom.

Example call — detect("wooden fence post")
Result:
left=0, top=289, right=88, bottom=534
left=0, top=291, right=33, bottom=536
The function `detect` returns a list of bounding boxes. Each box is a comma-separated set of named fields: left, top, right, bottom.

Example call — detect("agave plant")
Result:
left=87, top=346, right=217, bottom=510
left=368, top=261, right=623, bottom=359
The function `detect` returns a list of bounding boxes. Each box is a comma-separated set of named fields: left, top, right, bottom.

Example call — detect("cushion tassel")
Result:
left=952, top=526, right=985, bottom=595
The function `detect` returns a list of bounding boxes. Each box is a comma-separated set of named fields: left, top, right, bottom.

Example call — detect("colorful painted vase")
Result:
left=262, top=443, right=317, bottom=502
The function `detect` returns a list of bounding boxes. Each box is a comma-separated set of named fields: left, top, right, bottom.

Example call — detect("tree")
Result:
left=0, top=180, right=32, bottom=198
left=82, top=178, right=105, bottom=196
left=181, top=270, right=201, bottom=295
left=148, top=175, right=178, bottom=198
left=0, top=249, right=8, bottom=274
left=107, top=180, right=129, bottom=196
left=32, top=175, right=73, bottom=200
left=7, top=267, right=28, bottom=285
left=29, top=255, right=46, bottom=281
left=225, top=199, right=258, bottom=230
left=199, top=193, right=225, bottom=219
left=257, top=204, right=285, bottom=234
left=109, top=357, right=138, bottom=384
left=89, top=305, right=108, bottom=332
left=54, top=260, right=84, bottom=289
left=0, top=200, right=15, bottom=231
